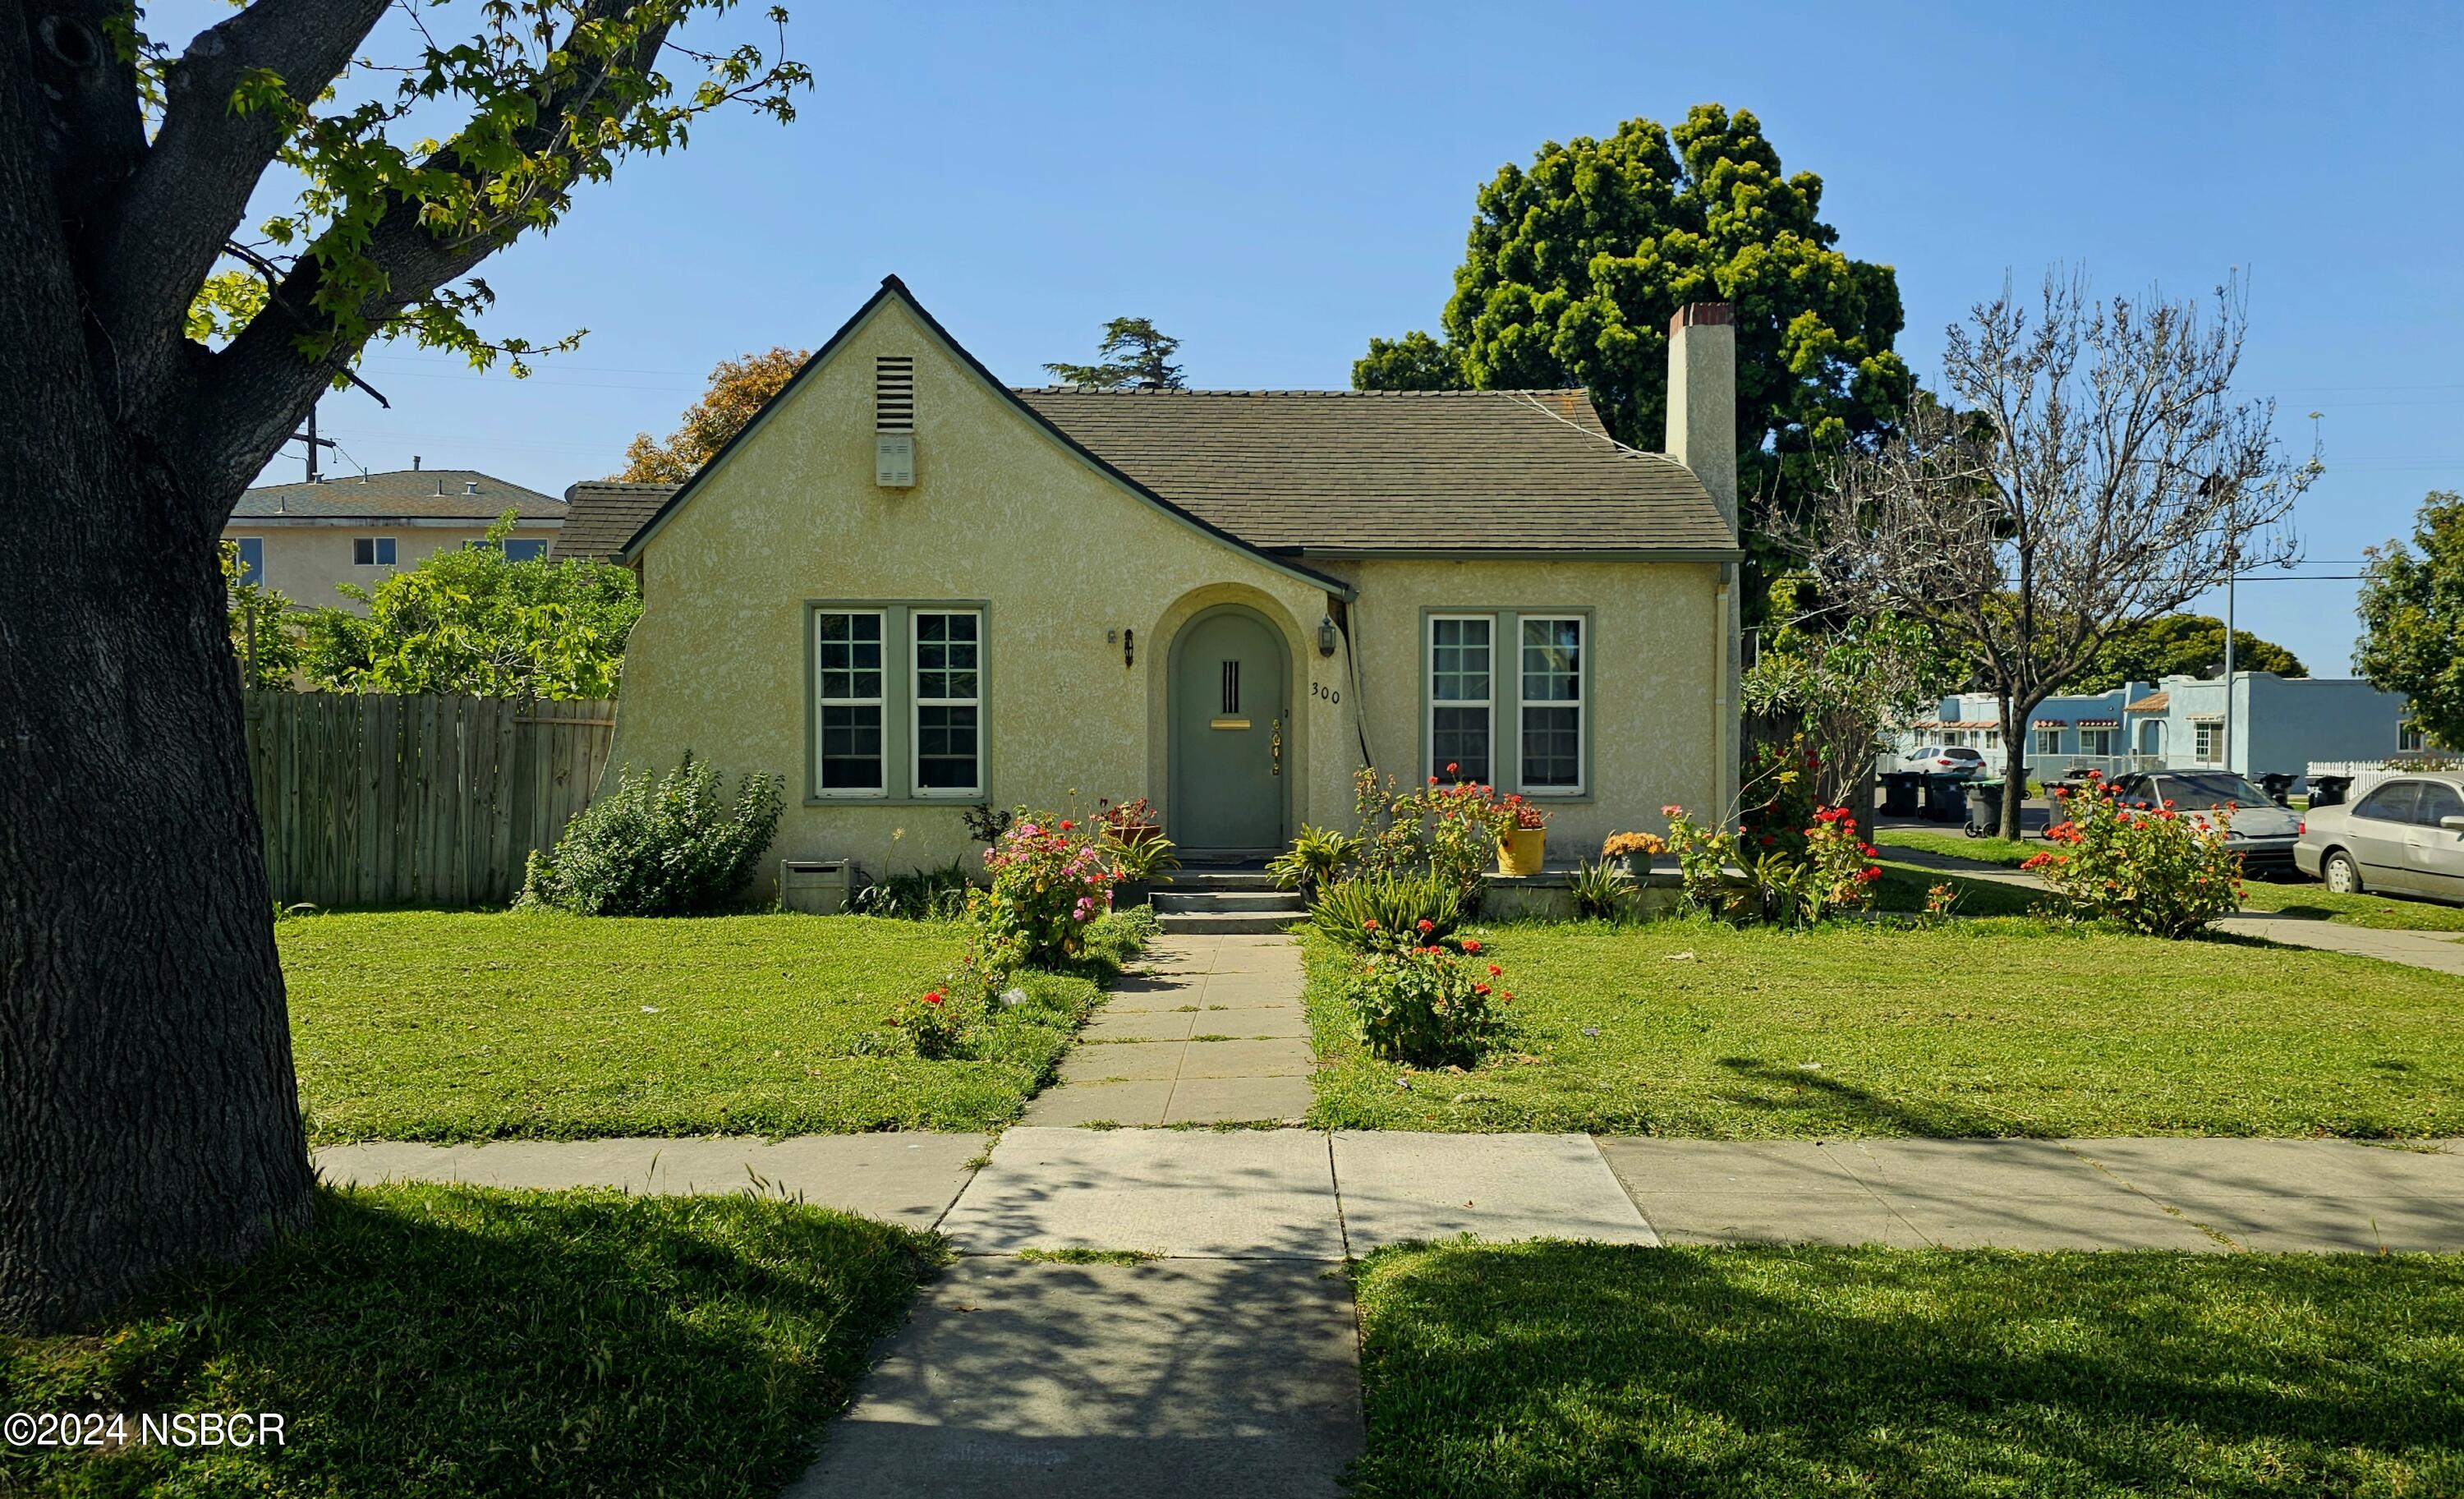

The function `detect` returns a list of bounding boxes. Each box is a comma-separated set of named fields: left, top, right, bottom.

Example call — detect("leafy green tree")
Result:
left=219, top=540, right=301, bottom=691
left=2065, top=614, right=2305, bottom=692
left=1045, top=316, right=1185, bottom=389
left=2357, top=491, right=2464, bottom=747
left=300, top=513, right=641, bottom=700
left=617, top=345, right=809, bottom=482
left=1356, top=105, right=1911, bottom=595
left=2, top=0, right=807, bottom=1331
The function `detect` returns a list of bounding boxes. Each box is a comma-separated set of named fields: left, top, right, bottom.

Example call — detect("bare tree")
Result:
left=2, top=2, right=804, bottom=1333
left=1786, top=273, right=2315, bottom=839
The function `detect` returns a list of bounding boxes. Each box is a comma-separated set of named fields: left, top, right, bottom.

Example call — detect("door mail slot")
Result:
left=1209, top=716, right=1250, bottom=730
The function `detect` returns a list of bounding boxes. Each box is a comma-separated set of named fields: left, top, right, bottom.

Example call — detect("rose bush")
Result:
left=972, top=811, right=1115, bottom=969
left=1336, top=922, right=1508, bottom=1065
left=2025, top=773, right=2243, bottom=937
left=889, top=986, right=965, bottom=1059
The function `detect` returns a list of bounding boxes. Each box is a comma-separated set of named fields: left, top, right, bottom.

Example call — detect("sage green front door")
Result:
left=1171, top=609, right=1286, bottom=854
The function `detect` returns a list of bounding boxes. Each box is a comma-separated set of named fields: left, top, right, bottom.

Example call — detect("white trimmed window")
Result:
left=816, top=611, right=886, bottom=792
left=2194, top=722, right=2224, bottom=763
left=912, top=610, right=982, bottom=796
left=2032, top=724, right=2061, bottom=756
left=233, top=536, right=264, bottom=586
left=2080, top=726, right=2117, bottom=757
left=352, top=536, right=397, bottom=566
left=1427, top=615, right=1493, bottom=783
left=2402, top=722, right=2428, bottom=753
left=1519, top=617, right=1584, bottom=793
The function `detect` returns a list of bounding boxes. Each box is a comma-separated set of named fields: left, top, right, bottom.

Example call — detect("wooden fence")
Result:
left=242, top=692, right=615, bottom=908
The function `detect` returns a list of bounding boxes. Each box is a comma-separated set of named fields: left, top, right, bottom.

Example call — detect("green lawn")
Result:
left=1349, top=1241, right=2464, bottom=1499
left=0, top=1185, right=935, bottom=1498
left=1876, top=825, right=2464, bottom=933
left=1304, top=921, right=2464, bottom=1137
left=284, top=911, right=1123, bottom=1143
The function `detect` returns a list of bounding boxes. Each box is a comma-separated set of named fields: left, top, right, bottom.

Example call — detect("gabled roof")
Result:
left=558, top=481, right=678, bottom=562
left=1012, top=387, right=1735, bottom=555
left=615, top=277, right=1740, bottom=579
left=233, top=469, right=563, bottom=521
left=617, top=277, right=1357, bottom=596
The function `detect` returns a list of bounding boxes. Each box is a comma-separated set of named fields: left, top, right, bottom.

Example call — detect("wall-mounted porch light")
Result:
left=1317, top=614, right=1338, bottom=658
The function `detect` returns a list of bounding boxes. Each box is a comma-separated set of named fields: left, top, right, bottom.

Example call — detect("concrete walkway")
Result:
left=1018, top=934, right=1315, bottom=1125
left=1889, top=841, right=2464, bottom=976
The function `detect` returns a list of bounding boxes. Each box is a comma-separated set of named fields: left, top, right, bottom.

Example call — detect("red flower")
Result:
left=1461, top=939, right=1481, bottom=954
left=1473, top=983, right=1492, bottom=996
left=1363, top=919, right=1379, bottom=931
left=1059, top=820, right=1075, bottom=830
left=1428, top=775, right=1440, bottom=785
left=923, top=991, right=945, bottom=1006
left=1487, top=963, right=1501, bottom=977
left=1446, top=761, right=1460, bottom=776
left=1417, top=918, right=1435, bottom=933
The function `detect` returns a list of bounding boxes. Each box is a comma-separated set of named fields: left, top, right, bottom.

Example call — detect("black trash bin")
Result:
left=2309, top=774, right=2352, bottom=807
left=1920, top=773, right=1966, bottom=822
left=2258, top=771, right=2296, bottom=807
left=1880, top=771, right=1922, bottom=817
left=1963, top=780, right=2007, bottom=837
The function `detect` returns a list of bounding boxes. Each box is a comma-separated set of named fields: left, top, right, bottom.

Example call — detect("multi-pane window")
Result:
left=1428, top=616, right=1492, bottom=783
left=2194, top=721, right=2225, bottom=763
left=2079, top=725, right=2117, bottom=757
left=1519, top=617, right=1583, bottom=792
left=2402, top=722, right=2428, bottom=753
left=2032, top=724, right=2062, bottom=756
left=913, top=611, right=981, bottom=794
left=233, top=537, right=264, bottom=586
left=816, top=611, right=885, bottom=792
left=352, top=536, right=397, bottom=567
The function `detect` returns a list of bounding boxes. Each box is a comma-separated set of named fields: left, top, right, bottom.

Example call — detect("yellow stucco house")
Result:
left=595, top=276, right=1741, bottom=876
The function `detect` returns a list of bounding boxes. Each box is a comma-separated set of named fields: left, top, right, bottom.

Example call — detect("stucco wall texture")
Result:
left=612, top=297, right=1726, bottom=880
left=223, top=523, right=559, bottom=614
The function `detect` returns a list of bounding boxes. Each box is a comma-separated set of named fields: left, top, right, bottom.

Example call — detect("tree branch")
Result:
left=89, top=0, right=390, bottom=416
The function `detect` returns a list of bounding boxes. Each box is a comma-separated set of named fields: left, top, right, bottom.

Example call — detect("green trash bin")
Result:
left=1962, top=780, right=2006, bottom=838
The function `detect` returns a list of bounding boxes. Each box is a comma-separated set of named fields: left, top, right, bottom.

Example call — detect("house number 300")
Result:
left=1311, top=682, right=1340, bottom=705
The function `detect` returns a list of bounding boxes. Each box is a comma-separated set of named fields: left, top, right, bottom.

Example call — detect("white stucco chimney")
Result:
left=1666, top=301, right=1736, bottom=531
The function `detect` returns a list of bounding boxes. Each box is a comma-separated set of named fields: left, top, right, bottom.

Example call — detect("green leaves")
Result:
left=1356, top=103, right=1912, bottom=594
left=2357, top=490, right=2464, bottom=748
left=296, top=509, right=643, bottom=699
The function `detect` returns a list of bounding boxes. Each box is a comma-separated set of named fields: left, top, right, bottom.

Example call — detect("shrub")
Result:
left=1745, top=806, right=1882, bottom=926
left=1267, top=824, right=1363, bottom=898
left=1336, top=936, right=1509, bottom=1066
left=1566, top=858, right=1635, bottom=920
left=1662, top=804, right=1742, bottom=918
left=2025, top=774, right=2243, bottom=937
left=1740, top=733, right=1821, bottom=862
left=972, top=811, right=1115, bottom=969
left=888, top=986, right=966, bottom=1058
left=520, top=754, right=781, bottom=916
left=1353, top=768, right=1516, bottom=907
left=1103, top=830, right=1180, bottom=884
left=1309, top=872, right=1464, bottom=949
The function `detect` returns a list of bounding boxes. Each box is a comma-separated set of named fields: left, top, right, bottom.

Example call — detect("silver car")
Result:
left=2296, top=774, right=2464, bottom=901
left=2100, top=770, right=2303, bottom=874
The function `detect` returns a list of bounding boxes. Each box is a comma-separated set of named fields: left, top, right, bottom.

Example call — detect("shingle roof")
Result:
left=1009, top=387, right=1735, bottom=554
left=232, top=469, right=563, bottom=521
left=558, top=481, right=678, bottom=562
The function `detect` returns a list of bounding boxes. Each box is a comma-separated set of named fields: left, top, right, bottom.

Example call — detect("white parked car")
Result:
left=1903, top=745, right=1988, bottom=778
left=2296, top=774, right=2464, bottom=902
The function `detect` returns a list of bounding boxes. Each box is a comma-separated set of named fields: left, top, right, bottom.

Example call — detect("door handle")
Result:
left=1270, top=717, right=1283, bottom=777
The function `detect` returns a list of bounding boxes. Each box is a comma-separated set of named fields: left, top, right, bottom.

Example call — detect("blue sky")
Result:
left=225, top=1, right=2462, bottom=674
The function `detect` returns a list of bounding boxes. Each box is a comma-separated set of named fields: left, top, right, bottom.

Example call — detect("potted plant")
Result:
left=1096, top=795, right=1161, bottom=848
left=1495, top=794, right=1549, bottom=876
left=1105, top=828, right=1179, bottom=907
left=1600, top=830, right=1666, bottom=881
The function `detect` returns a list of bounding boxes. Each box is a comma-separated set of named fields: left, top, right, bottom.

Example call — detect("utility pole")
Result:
left=2222, top=477, right=2238, bottom=775
left=290, top=402, right=338, bottom=483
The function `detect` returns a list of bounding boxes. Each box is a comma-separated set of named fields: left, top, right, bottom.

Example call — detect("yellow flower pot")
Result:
left=1497, top=828, right=1547, bottom=876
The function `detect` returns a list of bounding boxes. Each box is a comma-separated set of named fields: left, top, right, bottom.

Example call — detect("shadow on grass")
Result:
left=1710, top=1056, right=2020, bottom=1138
left=1350, top=1241, right=2464, bottom=1498
left=2, top=1185, right=936, bottom=1499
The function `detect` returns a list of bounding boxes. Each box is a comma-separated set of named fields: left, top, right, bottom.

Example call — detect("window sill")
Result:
left=804, top=796, right=984, bottom=808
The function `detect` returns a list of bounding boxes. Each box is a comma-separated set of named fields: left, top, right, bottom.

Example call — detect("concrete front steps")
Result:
left=1152, top=871, right=1305, bottom=935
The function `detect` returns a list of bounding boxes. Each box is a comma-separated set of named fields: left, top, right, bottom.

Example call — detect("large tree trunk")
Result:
left=0, top=432, right=315, bottom=1333
left=1997, top=696, right=2038, bottom=842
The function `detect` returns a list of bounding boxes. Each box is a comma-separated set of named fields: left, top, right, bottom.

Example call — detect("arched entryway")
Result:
left=1169, top=605, right=1289, bottom=857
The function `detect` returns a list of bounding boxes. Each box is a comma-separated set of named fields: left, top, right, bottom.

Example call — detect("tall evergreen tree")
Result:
left=1046, top=316, right=1185, bottom=389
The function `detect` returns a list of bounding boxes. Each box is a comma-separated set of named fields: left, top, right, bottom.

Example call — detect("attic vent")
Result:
left=875, top=356, right=915, bottom=433
left=874, top=355, right=917, bottom=487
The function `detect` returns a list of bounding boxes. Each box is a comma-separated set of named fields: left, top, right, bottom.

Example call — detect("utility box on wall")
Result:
left=780, top=858, right=853, bottom=915
left=874, top=434, right=914, bottom=487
